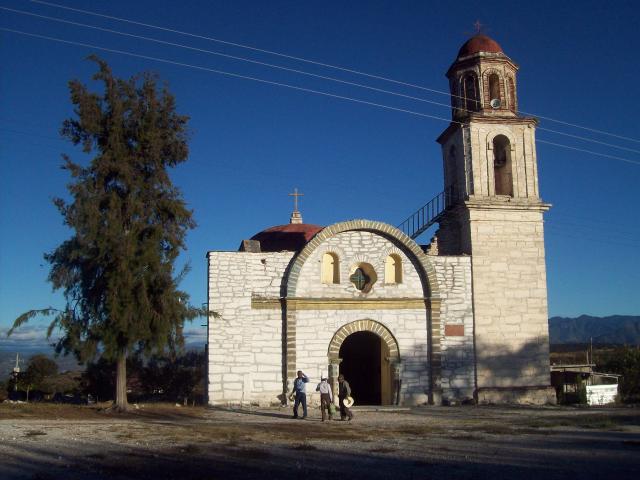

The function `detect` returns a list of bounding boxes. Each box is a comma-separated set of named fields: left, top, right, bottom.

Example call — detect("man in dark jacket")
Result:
left=292, top=370, right=309, bottom=419
left=338, top=374, right=354, bottom=421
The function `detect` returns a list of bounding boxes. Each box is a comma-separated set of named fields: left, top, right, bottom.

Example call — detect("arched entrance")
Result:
left=339, top=331, right=387, bottom=405
left=328, top=320, right=400, bottom=406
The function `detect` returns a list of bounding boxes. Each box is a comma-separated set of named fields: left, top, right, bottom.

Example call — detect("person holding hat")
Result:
left=315, top=376, right=334, bottom=422
left=291, top=370, right=309, bottom=419
left=338, top=374, right=354, bottom=421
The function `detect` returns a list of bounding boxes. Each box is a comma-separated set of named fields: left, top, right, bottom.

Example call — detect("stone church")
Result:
left=207, top=34, right=556, bottom=406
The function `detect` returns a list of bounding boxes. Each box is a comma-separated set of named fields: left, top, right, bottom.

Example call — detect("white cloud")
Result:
left=1, top=323, right=207, bottom=351
left=0, top=323, right=61, bottom=351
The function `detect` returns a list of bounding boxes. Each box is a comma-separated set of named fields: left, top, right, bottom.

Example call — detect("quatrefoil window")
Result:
left=349, top=263, right=377, bottom=293
left=349, top=268, right=369, bottom=291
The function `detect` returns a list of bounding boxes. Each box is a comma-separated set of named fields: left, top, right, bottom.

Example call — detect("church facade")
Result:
left=207, top=34, right=557, bottom=406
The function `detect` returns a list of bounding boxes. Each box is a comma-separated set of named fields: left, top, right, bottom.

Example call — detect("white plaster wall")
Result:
left=207, top=251, right=294, bottom=405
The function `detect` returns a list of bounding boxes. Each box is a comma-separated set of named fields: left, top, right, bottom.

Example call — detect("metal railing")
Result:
left=397, top=185, right=457, bottom=240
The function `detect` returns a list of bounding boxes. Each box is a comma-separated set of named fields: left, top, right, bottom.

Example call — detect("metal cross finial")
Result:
left=288, top=187, right=304, bottom=212
left=473, top=20, right=484, bottom=34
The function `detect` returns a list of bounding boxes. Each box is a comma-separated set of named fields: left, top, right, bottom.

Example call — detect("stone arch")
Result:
left=285, top=219, right=440, bottom=299
left=328, top=319, right=399, bottom=361
left=486, top=130, right=517, bottom=150
left=281, top=220, right=443, bottom=405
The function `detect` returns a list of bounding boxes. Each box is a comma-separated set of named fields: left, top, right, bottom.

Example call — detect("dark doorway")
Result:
left=339, top=331, right=382, bottom=405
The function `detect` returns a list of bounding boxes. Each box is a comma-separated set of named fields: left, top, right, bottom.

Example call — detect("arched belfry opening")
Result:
left=488, top=73, right=501, bottom=106
left=462, top=73, right=479, bottom=113
left=328, top=319, right=400, bottom=406
left=493, top=134, right=513, bottom=196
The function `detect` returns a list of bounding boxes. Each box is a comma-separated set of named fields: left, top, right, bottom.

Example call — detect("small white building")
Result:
left=207, top=34, right=557, bottom=407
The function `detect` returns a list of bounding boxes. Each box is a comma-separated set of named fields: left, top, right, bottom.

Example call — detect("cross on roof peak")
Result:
left=288, top=188, right=304, bottom=224
left=289, top=187, right=304, bottom=212
left=473, top=20, right=484, bottom=34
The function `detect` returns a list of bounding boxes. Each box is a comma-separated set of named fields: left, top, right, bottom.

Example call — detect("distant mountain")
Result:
left=549, top=315, right=640, bottom=345
left=0, top=342, right=206, bottom=381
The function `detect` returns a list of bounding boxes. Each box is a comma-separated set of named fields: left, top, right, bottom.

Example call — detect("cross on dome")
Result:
left=288, top=187, right=304, bottom=224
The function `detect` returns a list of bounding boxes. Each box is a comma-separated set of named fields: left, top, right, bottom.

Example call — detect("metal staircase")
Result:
left=397, top=185, right=457, bottom=240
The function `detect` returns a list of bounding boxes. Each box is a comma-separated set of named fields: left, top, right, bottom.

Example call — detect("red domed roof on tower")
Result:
left=250, top=223, right=324, bottom=252
left=457, top=34, right=503, bottom=58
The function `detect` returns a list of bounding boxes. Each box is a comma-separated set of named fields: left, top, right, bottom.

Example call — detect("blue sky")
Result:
left=1, top=0, right=639, bottom=353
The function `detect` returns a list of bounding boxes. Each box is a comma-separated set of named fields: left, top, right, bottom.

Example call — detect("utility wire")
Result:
left=28, top=0, right=640, bottom=145
left=4, top=6, right=640, bottom=156
left=536, top=140, right=639, bottom=166
left=537, top=126, right=640, bottom=155
left=0, top=28, right=460, bottom=125
left=1, top=27, right=639, bottom=167
left=0, top=8, right=455, bottom=111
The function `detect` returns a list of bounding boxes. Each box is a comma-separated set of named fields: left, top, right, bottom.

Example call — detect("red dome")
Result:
left=250, top=223, right=324, bottom=252
left=457, top=34, right=503, bottom=58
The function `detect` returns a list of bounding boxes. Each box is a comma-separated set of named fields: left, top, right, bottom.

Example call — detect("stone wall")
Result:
left=207, top=251, right=294, bottom=406
left=467, top=205, right=553, bottom=395
left=431, top=256, right=475, bottom=403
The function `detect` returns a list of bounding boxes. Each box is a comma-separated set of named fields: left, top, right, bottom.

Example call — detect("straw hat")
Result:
left=343, top=396, right=355, bottom=408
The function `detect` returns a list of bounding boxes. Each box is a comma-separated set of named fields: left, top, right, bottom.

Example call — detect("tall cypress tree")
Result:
left=9, top=56, right=203, bottom=410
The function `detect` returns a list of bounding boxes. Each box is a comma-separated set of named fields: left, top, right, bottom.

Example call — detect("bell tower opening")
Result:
left=493, top=134, right=513, bottom=196
left=339, top=331, right=392, bottom=405
left=488, top=73, right=502, bottom=106
left=463, top=73, right=479, bottom=113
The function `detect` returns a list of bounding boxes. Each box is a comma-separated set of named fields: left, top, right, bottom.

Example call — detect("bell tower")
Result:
left=436, top=34, right=556, bottom=404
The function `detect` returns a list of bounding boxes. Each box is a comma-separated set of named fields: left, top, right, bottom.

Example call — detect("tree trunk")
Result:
left=115, top=350, right=128, bottom=411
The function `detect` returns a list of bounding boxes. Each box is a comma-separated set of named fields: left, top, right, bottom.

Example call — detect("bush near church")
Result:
left=596, top=346, right=640, bottom=403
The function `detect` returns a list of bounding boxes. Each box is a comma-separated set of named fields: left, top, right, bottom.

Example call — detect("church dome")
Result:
left=457, top=34, right=503, bottom=58
left=250, top=223, right=324, bottom=252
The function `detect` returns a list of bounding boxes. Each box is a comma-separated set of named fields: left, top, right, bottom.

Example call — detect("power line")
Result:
left=28, top=0, right=640, bottom=145
left=2, top=27, right=639, bottom=167
left=536, top=140, right=639, bottom=166
left=0, top=28, right=459, bottom=124
left=537, top=126, right=640, bottom=155
left=4, top=6, right=640, bottom=156
left=0, top=7, right=454, bottom=110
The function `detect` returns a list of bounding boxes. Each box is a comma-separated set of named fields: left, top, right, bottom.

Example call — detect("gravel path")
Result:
left=1, top=404, right=639, bottom=479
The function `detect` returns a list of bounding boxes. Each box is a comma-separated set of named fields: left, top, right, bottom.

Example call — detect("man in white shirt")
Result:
left=316, top=377, right=334, bottom=422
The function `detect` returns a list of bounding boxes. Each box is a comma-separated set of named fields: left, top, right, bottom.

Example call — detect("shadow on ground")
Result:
left=2, top=428, right=640, bottom=480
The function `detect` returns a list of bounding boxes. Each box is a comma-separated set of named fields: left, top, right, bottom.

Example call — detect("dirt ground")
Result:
left=1, top=403, right=639, bottom=479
